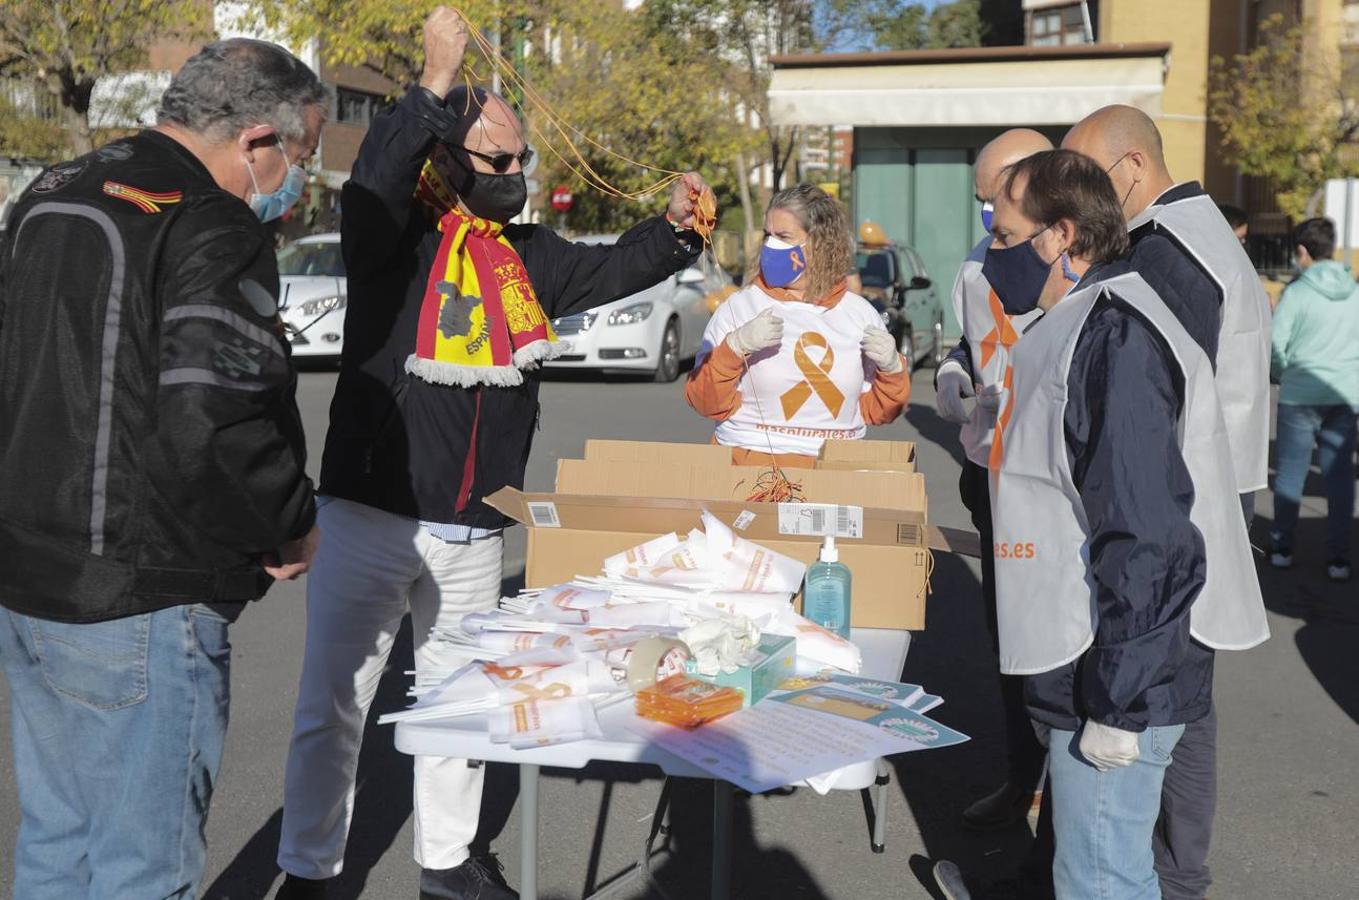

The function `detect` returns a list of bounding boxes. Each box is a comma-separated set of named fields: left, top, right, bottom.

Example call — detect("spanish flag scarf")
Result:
left=406, top=161, right=561, bottom=388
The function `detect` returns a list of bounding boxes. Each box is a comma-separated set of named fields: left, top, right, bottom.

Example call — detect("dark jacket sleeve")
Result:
left=526, top=217, right=703, bottom=319
left=147, top=196, right=316, bottom=554
left=1065, top=301, right=1206, bottom=731
left=341, top=87, right=460, bottom=281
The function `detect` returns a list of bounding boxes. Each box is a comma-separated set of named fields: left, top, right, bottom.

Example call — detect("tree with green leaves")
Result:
left=1209, top=14, right=1359, bottom=218
left=242, top=0, right=761, bottom=235
left=0, top=1, right=210, bottom=156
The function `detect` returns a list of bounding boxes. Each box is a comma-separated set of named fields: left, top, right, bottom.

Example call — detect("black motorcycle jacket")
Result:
left=0, top=131, right=316, bottom=622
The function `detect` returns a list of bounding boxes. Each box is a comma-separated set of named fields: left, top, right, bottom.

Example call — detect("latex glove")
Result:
left=975, top=383, right=1004, bottom=428
left=1079, top=720, right=1140, bottom=772
left=861, top=327, right=904, bottom=374
left=726, top=307, right=784, bottom=357
left=934, top=359, right=974, bottom=424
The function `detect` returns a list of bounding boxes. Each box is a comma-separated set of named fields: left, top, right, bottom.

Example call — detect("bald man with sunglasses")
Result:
left=275, top=9, right=709, bottom=899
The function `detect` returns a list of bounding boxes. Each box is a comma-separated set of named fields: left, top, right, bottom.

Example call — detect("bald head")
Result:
left=975, top=129, right=1053, bottom=202
left=1062, top=105, right=1174, bottom=219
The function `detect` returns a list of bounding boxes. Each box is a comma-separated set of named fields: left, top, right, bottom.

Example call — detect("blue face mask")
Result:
left=981, top=227, right=1078, bottom=316
left=980, top=202, right=994, bottom=233
left=760, top=237, right=808, bottom=288
left=246, top=142, right=306, bottom=223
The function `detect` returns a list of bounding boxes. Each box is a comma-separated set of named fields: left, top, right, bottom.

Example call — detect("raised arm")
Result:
left=340, top=6, right=469, bottom=280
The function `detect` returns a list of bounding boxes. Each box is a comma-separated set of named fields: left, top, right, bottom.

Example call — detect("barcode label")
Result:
left=732, top=510, right=756, bottom=531
left=527, top=501, right=561, bottom=528
left=777, top=503, right=863, bottom=539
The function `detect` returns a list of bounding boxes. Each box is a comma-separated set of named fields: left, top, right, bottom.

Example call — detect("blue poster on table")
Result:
left=769, top=686, right=969, bottom=749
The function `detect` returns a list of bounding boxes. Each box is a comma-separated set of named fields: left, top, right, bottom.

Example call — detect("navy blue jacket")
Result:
left=1024, top=264, right=1212, bottom=731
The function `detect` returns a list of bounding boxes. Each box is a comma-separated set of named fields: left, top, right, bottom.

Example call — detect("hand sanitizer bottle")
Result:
left=804, top=535, right=852, bottom=639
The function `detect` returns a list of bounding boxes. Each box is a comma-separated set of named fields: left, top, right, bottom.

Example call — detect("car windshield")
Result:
left=278, top=241, right=345, bottom=277
left=856, top=250, right=897, bottom=288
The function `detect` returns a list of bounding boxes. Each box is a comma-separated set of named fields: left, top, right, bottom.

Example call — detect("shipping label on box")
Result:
left=777, top=503, right=864, bottom=539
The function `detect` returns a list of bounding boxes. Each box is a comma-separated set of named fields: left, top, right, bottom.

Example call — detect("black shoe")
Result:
left=961, top=781, right=1038, bottom=831
left=275, top=873, right=333, bottom=900
left=419, top=855, right=517, bottom=900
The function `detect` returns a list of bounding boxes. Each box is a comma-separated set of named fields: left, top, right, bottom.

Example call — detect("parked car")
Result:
left=546, top=235, right=730, bottom=382
left=276, top=233, right=347, bottom=361
left=855, top=241, right=946, bottom=368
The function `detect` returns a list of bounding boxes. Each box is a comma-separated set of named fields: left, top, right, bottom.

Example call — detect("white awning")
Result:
left=769, top=54, right=1166, bottom=128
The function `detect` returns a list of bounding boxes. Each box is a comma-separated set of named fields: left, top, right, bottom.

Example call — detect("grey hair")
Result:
left=157, top=39, right=326, bottom=144
left=767, top=183, right=854, bottom=303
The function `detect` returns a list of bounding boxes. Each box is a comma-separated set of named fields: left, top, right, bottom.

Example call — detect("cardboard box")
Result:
left=487, top=440, right=933, bottom=630
left=685, top=634, right=796, bottom=707
left=817, top=439, right=916, bottom=473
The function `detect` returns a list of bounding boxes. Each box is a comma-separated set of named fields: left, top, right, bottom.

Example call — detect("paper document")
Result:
left=637, top=686, right=967, bottom=794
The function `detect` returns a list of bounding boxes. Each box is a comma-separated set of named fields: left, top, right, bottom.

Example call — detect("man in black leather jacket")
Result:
left=0, top=38, right=323, bottom=899
left=275, top=9, right=707, bottom=900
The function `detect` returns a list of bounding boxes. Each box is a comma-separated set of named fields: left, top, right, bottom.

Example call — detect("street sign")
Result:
left=525, top=178, right=541, bottom=196
left=551, top=187, right=574, bottom=213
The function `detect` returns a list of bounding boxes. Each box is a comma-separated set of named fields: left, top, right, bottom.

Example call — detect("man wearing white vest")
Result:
left=987, top=150, right=1268, bottom=900
left=1064, top=105, right=1272, bottom=900
left=936, top=129, right=1052, bottom=836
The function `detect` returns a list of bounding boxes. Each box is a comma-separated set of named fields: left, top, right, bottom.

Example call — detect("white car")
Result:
left=277, top=233, right=347, bottom=361
left=546, top=234, right=731, bottom=382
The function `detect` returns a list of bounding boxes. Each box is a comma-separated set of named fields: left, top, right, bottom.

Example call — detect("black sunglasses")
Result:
left=461, top=145, right=535, bottom=174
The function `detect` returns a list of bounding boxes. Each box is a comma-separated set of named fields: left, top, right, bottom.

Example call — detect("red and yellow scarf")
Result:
left=406, top=161, right=560, bottom=388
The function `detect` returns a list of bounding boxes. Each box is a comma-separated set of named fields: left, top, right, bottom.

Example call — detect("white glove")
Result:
left=934, top=359, right=974, bottom=424
left=975, top=383, right=1004, bottom=427
left=861, top=327, right=904, bottom=374
left=726, top=307, right=784, bottom=357
left=1079, top=720, right=1140, bottom=772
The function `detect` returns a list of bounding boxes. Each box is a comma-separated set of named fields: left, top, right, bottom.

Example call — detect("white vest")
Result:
left=990, top=272, right=1270, bottom=675
left=1129, top=192, right=1272, bottom=493
left=709, top=285, right=882, bottom=457
left=951, top=239, right=1042, bottom=467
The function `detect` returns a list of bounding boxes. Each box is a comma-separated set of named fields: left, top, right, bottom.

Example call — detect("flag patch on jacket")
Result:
left=103, top=181, right=183, bottom=213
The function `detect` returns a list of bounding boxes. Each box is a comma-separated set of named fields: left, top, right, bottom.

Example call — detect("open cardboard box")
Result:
left=487, top=440, right=950, bottom=630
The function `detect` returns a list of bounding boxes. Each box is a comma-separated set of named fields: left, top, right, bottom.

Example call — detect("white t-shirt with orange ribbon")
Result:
left=699, top=283, right=884, bottom=457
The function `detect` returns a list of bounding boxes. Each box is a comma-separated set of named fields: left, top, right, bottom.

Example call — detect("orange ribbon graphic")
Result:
left=780, top=332, right=845, bottom=420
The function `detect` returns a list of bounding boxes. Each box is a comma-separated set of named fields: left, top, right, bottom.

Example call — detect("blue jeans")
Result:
left=1271, top=403, right=1359, bottom=560
left=1048, top=723, right=1186, bottom=900
left=0, top=604, right=232, bottom=899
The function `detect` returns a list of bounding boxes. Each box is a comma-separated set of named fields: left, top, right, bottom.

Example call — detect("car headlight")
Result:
left=607, top=302, right=653, bottom=326
left=299, top=295, right=346, bottom=317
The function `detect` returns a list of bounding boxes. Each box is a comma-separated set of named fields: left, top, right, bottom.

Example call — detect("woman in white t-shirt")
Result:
left=686, top=184, right=910, bottom=467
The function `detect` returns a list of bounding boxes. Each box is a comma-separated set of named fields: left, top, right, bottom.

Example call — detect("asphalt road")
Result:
left=1, top=368, right=1356, bottom=900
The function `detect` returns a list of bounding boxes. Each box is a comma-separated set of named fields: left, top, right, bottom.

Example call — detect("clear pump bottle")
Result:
left=804, top=535, right=852, bottom=638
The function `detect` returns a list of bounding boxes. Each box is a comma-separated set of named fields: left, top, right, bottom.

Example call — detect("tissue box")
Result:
left=685, top=634, right=796, bottom=707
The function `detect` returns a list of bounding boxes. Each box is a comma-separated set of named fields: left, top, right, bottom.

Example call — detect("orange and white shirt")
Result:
left=686, top=281, right=909, bottom=459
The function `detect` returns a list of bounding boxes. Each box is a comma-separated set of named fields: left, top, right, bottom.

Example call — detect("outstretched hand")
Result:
left=419, top=6, right=470, bottom=99
left=666, top=172, right=711, bottom=230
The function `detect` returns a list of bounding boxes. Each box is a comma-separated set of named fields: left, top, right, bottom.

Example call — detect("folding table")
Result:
left=394, top=627, right=912, bottom=900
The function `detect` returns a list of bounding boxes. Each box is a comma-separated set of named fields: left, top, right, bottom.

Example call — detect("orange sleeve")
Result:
left=860, top=359, right=911, bottom=425
left=684, top=340, right=746, bottom=421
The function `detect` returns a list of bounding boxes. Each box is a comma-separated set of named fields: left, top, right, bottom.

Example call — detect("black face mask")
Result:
left=450, top=153, right=527, bottom=224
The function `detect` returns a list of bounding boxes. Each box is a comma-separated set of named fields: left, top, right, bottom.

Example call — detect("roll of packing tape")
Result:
left=625, top=636, right=691, bottom=692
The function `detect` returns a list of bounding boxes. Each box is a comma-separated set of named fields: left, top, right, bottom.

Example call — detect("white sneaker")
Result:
left=1271, top=551, right=1294, bottom=569
left=1327, top=560, right=1351, bottom=582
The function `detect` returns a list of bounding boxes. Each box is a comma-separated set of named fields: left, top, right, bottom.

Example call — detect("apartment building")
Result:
left=768, top=0, right=1358, bottom=334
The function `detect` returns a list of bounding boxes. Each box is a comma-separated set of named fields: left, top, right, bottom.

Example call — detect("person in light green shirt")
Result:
left=1269, top=217, right=1359, bottom=582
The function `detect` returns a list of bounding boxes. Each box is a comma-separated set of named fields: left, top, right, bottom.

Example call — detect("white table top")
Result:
left=392, top=627, right=912, bottom=779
